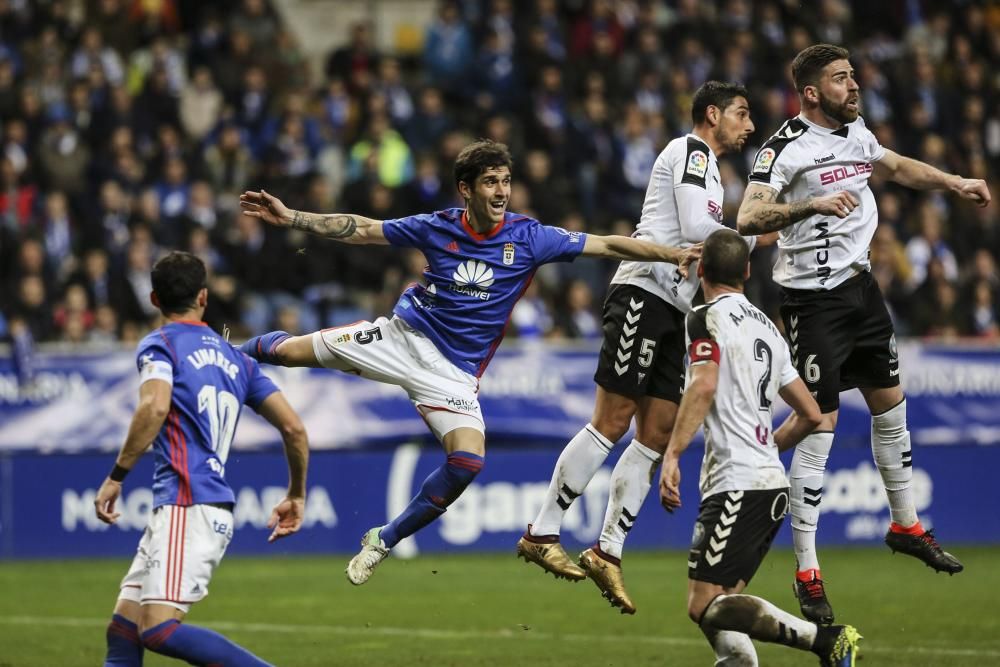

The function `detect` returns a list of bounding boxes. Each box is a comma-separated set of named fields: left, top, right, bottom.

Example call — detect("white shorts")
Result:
left=118, top=504, right=234, bottom=613
left=312, top=316, right=485, bottom=439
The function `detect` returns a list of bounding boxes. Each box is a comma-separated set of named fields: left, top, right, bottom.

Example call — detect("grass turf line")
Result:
left=1, top=547, right=997, bottom=666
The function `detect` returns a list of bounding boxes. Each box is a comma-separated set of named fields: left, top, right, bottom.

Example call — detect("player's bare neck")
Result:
left=801, top=106, right=842, bottom=131
left=165, top=308, right=205, bottom=325
left=703, top=283, right=743, bottom=303
left=466, top=209, right=500, bottom=234
left=693, top=127, right=723, bottom=157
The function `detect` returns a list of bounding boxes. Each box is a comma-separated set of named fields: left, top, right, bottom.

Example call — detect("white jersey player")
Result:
left=519, top=82, right=770, bottom=614
left=737, top=44, right=988, bottom=624
left=659, top=229, right=861, bottom=667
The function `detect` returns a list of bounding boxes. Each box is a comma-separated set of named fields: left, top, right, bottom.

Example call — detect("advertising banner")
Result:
left=2, top=443, right=996, bottom=560
left=1, top=341, right=999, bottom=452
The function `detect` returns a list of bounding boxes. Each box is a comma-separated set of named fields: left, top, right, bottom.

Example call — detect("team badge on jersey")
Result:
left=687, top=150, right=708, bottom=178
left=503, top=242, right=515, bottom=265
left=752, top=148, right=776, bottom=174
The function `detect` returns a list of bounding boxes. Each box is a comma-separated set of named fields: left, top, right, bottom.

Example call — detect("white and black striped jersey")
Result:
left=613, top=134, right=756, bottom=313
left=686, top=293, right=799, bottom=497
left=749, top=114, right=886, bottom=290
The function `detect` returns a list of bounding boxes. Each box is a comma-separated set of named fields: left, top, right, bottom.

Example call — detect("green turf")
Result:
left=1, top=547, right=997, bottom=666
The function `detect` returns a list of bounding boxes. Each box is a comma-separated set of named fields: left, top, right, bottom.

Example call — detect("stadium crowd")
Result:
left=0, top=0, right=997, bottom=347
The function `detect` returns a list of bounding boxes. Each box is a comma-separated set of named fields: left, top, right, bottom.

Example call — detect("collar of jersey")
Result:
left=708, top=292, right=745, bottom=305
left=461, top=209, right=506, bottom=242
left=167, top=319, right=208, bottom=326
left=796, top=113, right=849, bottom=134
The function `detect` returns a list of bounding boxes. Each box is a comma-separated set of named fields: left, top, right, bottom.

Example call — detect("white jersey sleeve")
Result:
left=612, top=135, right=751, bottom=312
left=778, top=339, right=799, bottom=388
left=748, top=118, right=809, bottom=193
left=858, top=118, right=887, bottom=163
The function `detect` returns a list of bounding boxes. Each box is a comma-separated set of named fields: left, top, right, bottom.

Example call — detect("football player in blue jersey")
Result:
left=95, top=251, right=309, bottom=667
left=238, top=139, right=701, bottom=585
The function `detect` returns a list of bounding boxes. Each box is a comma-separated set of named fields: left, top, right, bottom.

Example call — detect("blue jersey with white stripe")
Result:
left=382, top=208, right=586, bottom=376
left=136, top=321, right=279, bottom=508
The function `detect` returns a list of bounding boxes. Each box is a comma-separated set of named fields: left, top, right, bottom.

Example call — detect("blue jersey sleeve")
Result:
left=382, top=214, right=432, bottom=249
left=244, top=355, right=280, bottom=410
left=136, top=334, right=175, bottom=385
left=529, top=223, right=587, bottom=265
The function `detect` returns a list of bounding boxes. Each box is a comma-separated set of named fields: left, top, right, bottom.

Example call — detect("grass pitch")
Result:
left=1, top=546, right=998, bottom=666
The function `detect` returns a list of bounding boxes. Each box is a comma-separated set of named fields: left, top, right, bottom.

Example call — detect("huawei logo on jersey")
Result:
left=451, top=260, right=494, bottom=300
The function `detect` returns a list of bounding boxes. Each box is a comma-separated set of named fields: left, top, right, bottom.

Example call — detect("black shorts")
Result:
left=780, top=271, right=899, bottom=413
left=688, top=488, right=789, bottom=588
left=593, top=284, right=685, bottom=403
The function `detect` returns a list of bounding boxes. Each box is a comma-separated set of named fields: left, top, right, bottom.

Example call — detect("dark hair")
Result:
left=702, top=230, right=749, bottom=288
left=151, top=251, right=207, bottom=315
left=691, top=81, right=750, bottom=126
left=453, top=139, right=513, bottom=189
left=791, top=44, right=850, bottom=93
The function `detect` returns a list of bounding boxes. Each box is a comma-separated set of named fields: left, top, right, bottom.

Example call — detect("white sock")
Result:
left=790, top=432, right=834, bottom=573
left=530, top=424, right=614, bottom=536
left=871, top=399, right=918, bottom=527
left=700, top=626, right=758, bottom=667
left=598, top=439, right=661, bottom=559
left=702, top=594, right=817, bottom=652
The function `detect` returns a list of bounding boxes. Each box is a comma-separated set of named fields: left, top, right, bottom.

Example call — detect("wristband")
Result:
left=109, top=464, right=130, bottom=482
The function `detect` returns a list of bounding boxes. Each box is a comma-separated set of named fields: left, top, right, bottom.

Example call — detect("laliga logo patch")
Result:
left=503, top=242, right=515, bottom=265
left=753, top=148, right=776, bottom=174
left=686, top=150, right=708, bottom=178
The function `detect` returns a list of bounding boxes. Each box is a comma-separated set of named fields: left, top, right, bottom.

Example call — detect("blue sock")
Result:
left=380, top=452, right=484, bottom=548
left=104, top=614, right=142, bottom=667
left=239, top=331, right=291, bottom=365
left=142, top=619, right=273, bottom=667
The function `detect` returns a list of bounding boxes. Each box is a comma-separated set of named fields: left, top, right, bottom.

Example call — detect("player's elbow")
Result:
left=689, top=374, right=718, bottom=400
left=735, top=213, right=753, bottom=235
left=279, top=417, right=307, bottom=444
left=142, top=398, right=170, bottom=422
left=799, top=406, right=822, bottom=431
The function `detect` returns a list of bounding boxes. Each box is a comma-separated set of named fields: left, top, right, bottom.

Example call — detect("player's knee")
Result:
left=689, top=592, right=723, bottom=625
left=591, top=413, right=630, bottom=443
left=688, top=601, right=707, bottom=624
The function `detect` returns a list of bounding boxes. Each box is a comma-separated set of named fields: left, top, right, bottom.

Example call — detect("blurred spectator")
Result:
left=423, top=2, right=473, bottom=97
left=905, top=201, right=958, bottom=291
left=180, top=66, right=223, bottom=141
left=326, top=22, right=379, bottom=93
left=348, top=113, right=413, bottom=189
left=554, top=279, right=601, bottom=340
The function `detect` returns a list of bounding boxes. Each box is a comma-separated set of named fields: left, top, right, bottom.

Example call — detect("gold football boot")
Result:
left=516, top=525, right=587, bottom=581
left=579, top=547, right=636, bottom=614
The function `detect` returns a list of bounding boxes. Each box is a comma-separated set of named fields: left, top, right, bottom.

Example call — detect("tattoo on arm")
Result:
left=290, top=211, right=359, bottom=239
left=740, top=188, right=812, bottom=235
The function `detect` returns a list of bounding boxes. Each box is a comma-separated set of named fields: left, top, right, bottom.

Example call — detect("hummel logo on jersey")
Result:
left=451, top=260, right=494, bottom=300
left=813, top=153, right=835, bottom=164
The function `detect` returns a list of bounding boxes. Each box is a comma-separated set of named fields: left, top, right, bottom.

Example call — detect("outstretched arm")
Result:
left=582, top=234, right=702, bottom=277
left=737, top=183, right=860, bottom=235
left=874, top=149, right=991, bottom=206
left=659, top=360, right=718, bottom=512
left=239, top=190, right=389, bottom=245
left=255, top=391, right=309, bottom=542
left=94, top=379, right=172, bottom=524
